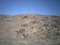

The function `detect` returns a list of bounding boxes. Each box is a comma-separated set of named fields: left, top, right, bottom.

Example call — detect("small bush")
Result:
left=6, top=20, right=11, bottom=22
left=21, top=24, right=28, bottom=27
left=16, top=28, right=25, bottom=34
left=19, top=28, right=25, bottom=33
left=32, top=20, right=40, bottom=24
left=23, top=16, right=28, bottom=19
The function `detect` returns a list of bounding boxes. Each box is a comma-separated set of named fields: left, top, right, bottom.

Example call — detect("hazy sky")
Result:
left=0, top=0, right=60, bottom=15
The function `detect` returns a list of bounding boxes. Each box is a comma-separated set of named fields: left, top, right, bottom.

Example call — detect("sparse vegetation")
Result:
left=0, top=15, right=7, bottom=21
left=16, top=28, right=25, bottom=34
left=51, top=24, right=57, bottom=28
left=16, top=28, right=25, bottom=40
left=6, top=20, right=11, bottom=22
left=21, top=24, right=28, bottom=27
left=32, top=20, right=40, bottom=24
left=0, top=14, right=60, bottom=45
left=19, top=28, right=25, bottom=33
left=55, top=32, right=60, bottom=36
left=22, top=16, right=28, bottom=19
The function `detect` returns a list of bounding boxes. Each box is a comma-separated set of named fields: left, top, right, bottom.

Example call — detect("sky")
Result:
left=0, top=0, right=60, bottom=16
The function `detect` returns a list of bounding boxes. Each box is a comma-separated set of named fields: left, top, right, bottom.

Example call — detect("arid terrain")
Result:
left=0, top=14, right=60, bottom=45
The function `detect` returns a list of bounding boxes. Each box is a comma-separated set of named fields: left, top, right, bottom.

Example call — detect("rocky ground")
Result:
left=0, top=14, right=60, bottom=45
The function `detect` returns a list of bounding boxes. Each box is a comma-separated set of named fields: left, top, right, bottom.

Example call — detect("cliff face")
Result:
left=0, top=14, right=60, bottom=45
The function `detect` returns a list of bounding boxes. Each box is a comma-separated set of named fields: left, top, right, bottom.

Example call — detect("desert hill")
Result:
left=0, top=14, right=60, bottom=40
left=0, top=14, right=60, bottom=45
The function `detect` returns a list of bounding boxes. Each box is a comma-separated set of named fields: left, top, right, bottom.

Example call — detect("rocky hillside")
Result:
left=0, top=14, right=60, bottom=45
